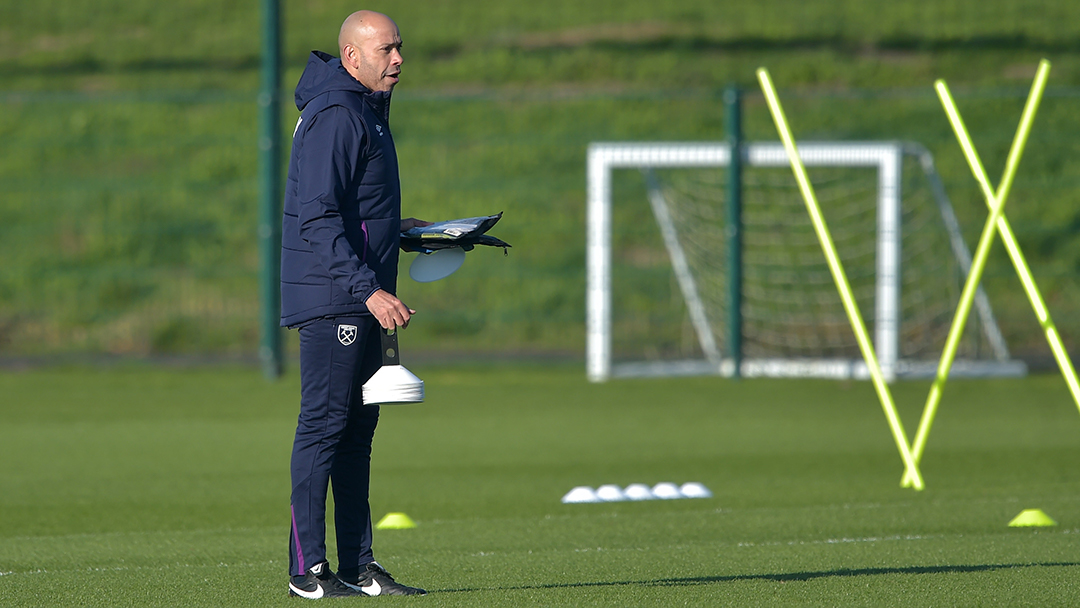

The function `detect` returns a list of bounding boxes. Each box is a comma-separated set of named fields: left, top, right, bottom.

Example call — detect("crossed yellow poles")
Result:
left=757, top=60, right=1080, bottom=490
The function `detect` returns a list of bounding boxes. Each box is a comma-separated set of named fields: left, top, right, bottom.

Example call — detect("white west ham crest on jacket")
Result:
left=338, top=324, right=358, bottom=346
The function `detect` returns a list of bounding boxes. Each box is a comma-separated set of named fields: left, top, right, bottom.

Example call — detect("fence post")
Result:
left=724, top=85, right=744, bottom=379
left=258, top=0, right=283, bottom=379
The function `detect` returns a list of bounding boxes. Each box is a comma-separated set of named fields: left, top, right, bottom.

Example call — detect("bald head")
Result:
left=338, top=11, right=404, bottom=92
left=338, top=11, right=391, bottom=52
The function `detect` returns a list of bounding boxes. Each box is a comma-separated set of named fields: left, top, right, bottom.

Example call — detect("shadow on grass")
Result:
left=439, top=561, right=1080, bottom=593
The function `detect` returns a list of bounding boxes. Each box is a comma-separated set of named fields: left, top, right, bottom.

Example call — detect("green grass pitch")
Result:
left=2, top=364, right=1080, bottom=606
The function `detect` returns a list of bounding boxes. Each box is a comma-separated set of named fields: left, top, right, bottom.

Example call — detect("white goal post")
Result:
left=586, top=141, right=1028, bottom=383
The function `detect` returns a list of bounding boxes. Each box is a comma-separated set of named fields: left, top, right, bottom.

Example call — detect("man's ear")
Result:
left=342, top=44, right=358, bottom=68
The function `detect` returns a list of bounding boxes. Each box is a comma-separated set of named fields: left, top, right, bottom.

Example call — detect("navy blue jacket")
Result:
left=280, top=51, right=402, bottom=327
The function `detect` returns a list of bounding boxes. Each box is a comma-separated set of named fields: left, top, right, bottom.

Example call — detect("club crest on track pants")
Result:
left=289, top=316, right=382, bottom=578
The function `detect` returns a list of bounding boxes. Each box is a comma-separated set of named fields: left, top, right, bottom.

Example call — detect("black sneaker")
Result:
left=289, top=561, right=364, bottom=599
left=340, top=561, right=427, bottom=596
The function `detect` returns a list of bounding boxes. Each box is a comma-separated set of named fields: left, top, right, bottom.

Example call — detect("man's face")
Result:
left=353, top=22, right=403, bottom=92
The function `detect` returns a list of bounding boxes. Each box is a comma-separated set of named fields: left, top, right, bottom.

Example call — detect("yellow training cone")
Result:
left=376, top=512, right=417, bottom=530
left=1008, top=509, right=1057, bottom=527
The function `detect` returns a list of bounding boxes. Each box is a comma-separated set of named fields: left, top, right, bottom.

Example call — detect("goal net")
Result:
left=586, top=141, right=1027, bottom=382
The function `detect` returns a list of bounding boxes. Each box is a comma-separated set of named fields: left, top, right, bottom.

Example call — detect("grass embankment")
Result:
left=2, top=1, right=1079, bottom=358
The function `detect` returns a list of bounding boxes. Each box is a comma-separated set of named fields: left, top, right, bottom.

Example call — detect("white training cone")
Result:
left=679, top=482, right=713, bottom=499
left=561, top=486, right=600, bottom=504
left=623, top=483, right=655, bottom=501
left=651, top=482, right=682, bottom=499
left=595, top=484, right=627, bottom=502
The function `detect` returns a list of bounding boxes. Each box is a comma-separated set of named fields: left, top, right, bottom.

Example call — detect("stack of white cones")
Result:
left=561, top=482, right=712, bottom=503
left=362, top=328, right=424, bottom=405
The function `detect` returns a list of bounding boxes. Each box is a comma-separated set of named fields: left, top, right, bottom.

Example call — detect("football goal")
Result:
left=586, top=141, right=1027, bottom=382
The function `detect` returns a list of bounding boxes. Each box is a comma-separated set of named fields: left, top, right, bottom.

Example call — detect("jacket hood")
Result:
left=294, top=50, right=391, bottom=114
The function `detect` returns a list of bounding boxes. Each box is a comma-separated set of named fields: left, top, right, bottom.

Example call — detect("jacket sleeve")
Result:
left=294, top=106, right=382, bottom=303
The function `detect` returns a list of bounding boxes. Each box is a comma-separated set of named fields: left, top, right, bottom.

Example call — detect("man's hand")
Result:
left=365, top=289, right=415, bottom=330
left=401, top=217, right=432, bottom=231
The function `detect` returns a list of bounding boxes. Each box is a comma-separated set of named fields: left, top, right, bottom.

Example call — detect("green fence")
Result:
left=2, top=85, right=1079, bottom=365
left=1, top=92, right=260, bottom=356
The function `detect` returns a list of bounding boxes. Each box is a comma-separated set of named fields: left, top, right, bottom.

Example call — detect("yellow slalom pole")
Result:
left=757, top=68, right=924, bottom=490
left=980, top=66, right=1080, bottom=413
left=990, top=221, right=1080, bottom=409
left=901, top=61, right=1080, bottom=486
left=900, top=63, right=1048, bottom=486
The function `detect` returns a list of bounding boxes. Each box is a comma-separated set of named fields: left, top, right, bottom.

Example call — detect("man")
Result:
left=280, top=10, right=428, bottom=599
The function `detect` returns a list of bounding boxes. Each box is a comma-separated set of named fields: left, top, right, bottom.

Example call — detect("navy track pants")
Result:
left=289, top=316, right=382, bottom=578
